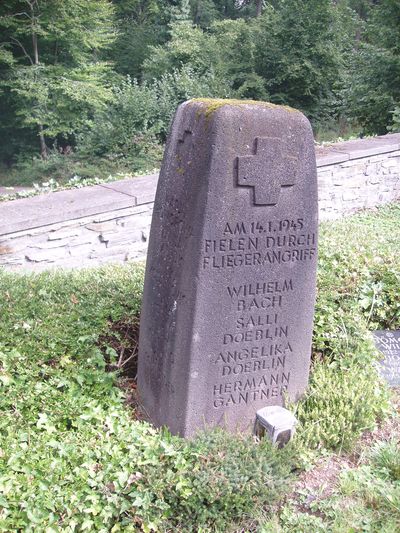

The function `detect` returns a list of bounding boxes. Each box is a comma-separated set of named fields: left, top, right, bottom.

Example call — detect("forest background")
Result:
left=1, top=0, right=399, bottom=186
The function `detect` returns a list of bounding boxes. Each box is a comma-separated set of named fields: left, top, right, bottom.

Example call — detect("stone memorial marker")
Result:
left=138, top=99, right=318, bottom=438
left=372, top=330, right=400, bottom=387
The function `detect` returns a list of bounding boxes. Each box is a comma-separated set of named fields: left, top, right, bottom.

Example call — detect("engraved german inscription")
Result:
left=203, top=220, right=316, bottom=269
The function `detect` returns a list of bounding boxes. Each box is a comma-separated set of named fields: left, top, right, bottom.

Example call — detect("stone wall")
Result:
left=1, top=134, right=399, bottom=272
left=316, top=134, right=400, bottom=220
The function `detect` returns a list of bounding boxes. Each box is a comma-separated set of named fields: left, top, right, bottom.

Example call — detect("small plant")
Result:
left=295, top=359, right=390, bottom=450
left=370, top=439, right=400, bottom=482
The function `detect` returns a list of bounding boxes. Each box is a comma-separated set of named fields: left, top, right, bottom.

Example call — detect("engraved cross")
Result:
left=237, top=137, right=298, bottom=206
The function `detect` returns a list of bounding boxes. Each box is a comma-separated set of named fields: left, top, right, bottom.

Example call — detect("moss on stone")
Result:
left=188, top=98, right=300, bottom=118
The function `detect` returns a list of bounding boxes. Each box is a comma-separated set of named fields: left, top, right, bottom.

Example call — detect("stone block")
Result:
left=113, top=214, right=153, bottom=231
left=0, top=185, right=136, bottom=236
left=375, top=133, right=400, bottom=150
left=381, top=159, right=398, bottom=169
left=0, top=252, right=24, bottom=266
left=334, top=137, right=399, bottom=160
left=101, top=175, right=159, bottom=205
left=342, top=190, right=360, bottom=202
left=25, top=247, right=68, bottom=263
left=103, top=231, right=143, bottom=249
left=30, top=239, right=72, bottom=249
left=368, top=175, right=383, bottom=185
left=347, top=176, right=367, bottom=189
left=126, top=249, right=147, bottom=261
left=47, top=228, right=81, bottom=240
left=85, top=221, right=119, bottom=233
left=255, top=405, right=297, bottom=446
left=372, top=330, right=400, bottom=388
left=384, top=176, right=400, bottom=188
left=67, top=242, right=98, bottom=256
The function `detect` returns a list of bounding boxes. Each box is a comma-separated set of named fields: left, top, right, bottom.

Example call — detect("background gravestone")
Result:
left=372, top=330, right=400, bottom=387
left=138, top=99, right=318, bottom=438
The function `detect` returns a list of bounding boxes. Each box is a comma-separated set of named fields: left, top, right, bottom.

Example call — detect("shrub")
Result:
left=371, top=439, right=400, bottom=482
left=78, top=78, right=164, bottom=172
left=79, top=68, right=231, bottom=171
left=10, top=149, right=127, bottom=186
left=295, top=359, right=389, bottom=450
left=154, top=65, right=233, bottom=139
left=296, top=204, right=399, bottom=449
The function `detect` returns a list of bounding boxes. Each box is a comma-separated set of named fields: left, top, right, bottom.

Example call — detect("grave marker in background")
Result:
left=372, top=330, right=400, bottom=387
left=138, top=99, right=318, bottom=438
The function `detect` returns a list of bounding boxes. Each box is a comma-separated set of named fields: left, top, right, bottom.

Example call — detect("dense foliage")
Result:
left=0, top=204, right=398, bottom=530
left=0, top=0, right=399, bottom=183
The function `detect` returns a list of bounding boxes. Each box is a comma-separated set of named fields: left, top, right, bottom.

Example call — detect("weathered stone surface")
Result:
left=137, top=99, right=318, bottom=437
left=332, top=137, right=399, bottom=158
left=372, top=330, right=400, bottom=387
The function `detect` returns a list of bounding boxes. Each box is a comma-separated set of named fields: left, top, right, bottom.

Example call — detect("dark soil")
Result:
left=99, top=315, right=140, bottom=380
left=98, top=315, right=151, bottom=420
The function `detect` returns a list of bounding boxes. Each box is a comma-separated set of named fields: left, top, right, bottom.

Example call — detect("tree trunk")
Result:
left=32, top=32, right=39, bottom=65
left=38, top=124, right=47, bottom=159
left=194, top=0, right=200, bottom=24
left=256, top=0, right=263, bottom=17
left=31, top=2, right=48, bottom=159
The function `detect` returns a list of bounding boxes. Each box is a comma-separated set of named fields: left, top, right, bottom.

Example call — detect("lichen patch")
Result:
left=188, top=97, right=300, bottom=118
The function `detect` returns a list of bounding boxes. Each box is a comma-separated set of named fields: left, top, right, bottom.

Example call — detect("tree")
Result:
left=110, top=0, right=175, bottom=79
left=253, top=0, right=349, bottom=122
left=142, top=14, right=265, bottom=99
left=345, top=0, right=400, bottom=134
left=190, top=0, right=258, bottom=24
left=210, top=18, right=267, bottom=98
left=142, top=18, right=221, bottom=81
left=0, top=0, right=116, bottom=159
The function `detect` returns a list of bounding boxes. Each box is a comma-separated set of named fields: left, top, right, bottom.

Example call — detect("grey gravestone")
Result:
left=138, top=99, right=318, bottom=438
left=372, top=330, right=400, bottom=387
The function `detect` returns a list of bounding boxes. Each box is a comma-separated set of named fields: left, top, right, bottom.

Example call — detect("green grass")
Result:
left=313, top=122, right=362, bottom=143
left=0, top=203, right=399, bottom=531
left=264, top=438, right=400, bottom=533
left=328, top=441, right=400, bottom=533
